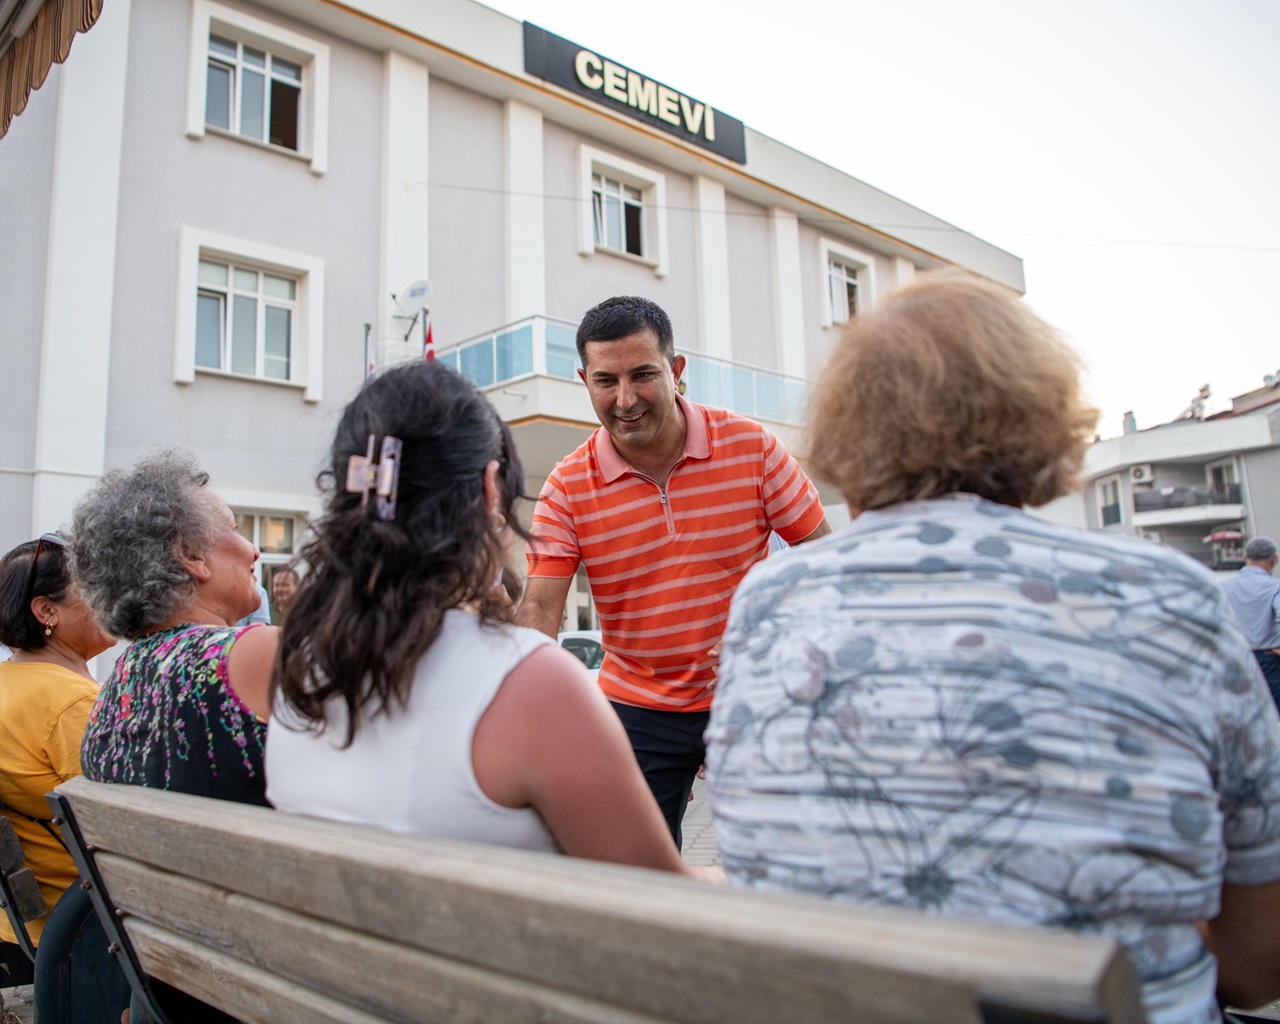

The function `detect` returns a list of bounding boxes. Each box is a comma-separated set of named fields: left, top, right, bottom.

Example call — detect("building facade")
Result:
left=1039, top=382, right=1280, bottom=574
left=1, top=0, right=1023, bottom=628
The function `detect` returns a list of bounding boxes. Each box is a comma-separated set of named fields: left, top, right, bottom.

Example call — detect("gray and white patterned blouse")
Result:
left=706, top=495, right=1280, bottom=1024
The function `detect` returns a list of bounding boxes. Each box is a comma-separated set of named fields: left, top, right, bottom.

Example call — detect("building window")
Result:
left=185, top=0, right=330, bottom=175
left=577, top=144, right=668, bottom=277
left=206, top=35, right=302, bottom=150
left=592, top=174, right=643, bottom=257
left=234, top=512, right=300, bottom=624
left=818, top=238, right=878, bottom=328
left=1098, top=476, right=1122, bottom=527
left=196, top=259, right=297, bottom=381
left=176, top=227, right=325, bottom=402
left=828, top=258, right=860, bottom=322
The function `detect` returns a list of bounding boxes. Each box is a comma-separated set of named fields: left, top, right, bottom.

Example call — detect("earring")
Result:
left=493, top=513, right=508, bottom=534
left=44, top=621, right=54, bottom=637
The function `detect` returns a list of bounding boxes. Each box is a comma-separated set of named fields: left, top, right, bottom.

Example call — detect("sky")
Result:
left=483, top=0, right=1280, bottom=438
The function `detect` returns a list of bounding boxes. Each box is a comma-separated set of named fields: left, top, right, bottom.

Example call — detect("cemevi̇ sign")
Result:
left=523, top=23, right=747, bottom=164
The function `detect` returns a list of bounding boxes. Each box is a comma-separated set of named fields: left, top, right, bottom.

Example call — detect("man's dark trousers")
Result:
left=610, top=702, right=709, bottom=850
left=1253, top=651, right=1280, bottom=713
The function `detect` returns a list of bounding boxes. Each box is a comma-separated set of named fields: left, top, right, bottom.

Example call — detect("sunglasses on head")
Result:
left=26, top=533, right=66, bottom=606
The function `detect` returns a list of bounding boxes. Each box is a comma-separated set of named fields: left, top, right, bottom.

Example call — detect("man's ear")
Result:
left=672, top=354, right=686, bottom=384
left=577, top=368, right=588, bottom=385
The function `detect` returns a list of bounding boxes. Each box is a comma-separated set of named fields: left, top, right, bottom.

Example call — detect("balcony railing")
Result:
left=1133, top=483, right=1242, bottom=512
left=1100, top=503, right=1121, bottom=526
left=435, top=316, right=811, bottom=425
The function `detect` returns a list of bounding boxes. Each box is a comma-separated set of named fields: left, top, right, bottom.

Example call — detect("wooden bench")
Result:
left=48, top=775, right=1147, bottom=1024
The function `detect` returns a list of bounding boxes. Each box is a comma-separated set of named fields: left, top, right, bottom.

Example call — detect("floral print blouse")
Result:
left=81, top=624, right=268, bottom=806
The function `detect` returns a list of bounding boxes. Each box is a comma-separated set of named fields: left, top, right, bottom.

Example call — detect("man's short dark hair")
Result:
left=1246, top=537, right=1278, bottom=562
left=576, top=296, right=675, bottom=367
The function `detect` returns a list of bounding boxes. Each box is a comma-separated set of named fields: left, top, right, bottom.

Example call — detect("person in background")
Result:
left=705, top=272, right=1280, bottom=1024
left=72, top=450, right=278, bottom=805
left=518, top=296, right=830, bottom=848
left=236, top=581, right=272, bottom=627
left=271, top=565, right=301, bottom=619
left=268, top=361, right=695, bottom=877
left=1220, top=536, right=1280, bottom=711
left=0, top=533, right=114, bottom=987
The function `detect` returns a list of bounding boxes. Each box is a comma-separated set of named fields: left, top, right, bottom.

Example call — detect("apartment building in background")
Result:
left=1039, top=379, right=1280, bottom=574
left=1, top=0, right=1023, bottom=628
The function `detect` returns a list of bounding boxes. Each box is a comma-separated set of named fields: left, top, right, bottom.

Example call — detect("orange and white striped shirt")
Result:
left=527, top=396, right=825, bottom=712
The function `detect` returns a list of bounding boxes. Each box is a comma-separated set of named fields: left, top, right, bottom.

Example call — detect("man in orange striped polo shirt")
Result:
left=519, top=296, right=830, bottom=847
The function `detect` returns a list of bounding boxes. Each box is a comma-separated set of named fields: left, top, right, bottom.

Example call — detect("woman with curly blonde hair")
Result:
left=706, top=272, right=1280, bottom=1024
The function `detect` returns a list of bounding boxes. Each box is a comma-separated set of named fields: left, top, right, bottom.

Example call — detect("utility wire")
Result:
left=419, top=179, right=1280, bottom=253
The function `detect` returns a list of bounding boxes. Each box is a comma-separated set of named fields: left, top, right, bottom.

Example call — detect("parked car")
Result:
left=558, top=629, right=603, bottom=681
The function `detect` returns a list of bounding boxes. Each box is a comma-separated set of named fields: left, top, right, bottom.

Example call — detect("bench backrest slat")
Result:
left=128, top=918, right=398, bottom=1024
left=102, top=854, right=676, bottom=1024
left=56, top=777, right=1146, bottom=1024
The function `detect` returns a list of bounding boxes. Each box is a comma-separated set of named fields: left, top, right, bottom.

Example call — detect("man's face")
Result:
left=579, top=330, right=686, bottom=455
left=272, top=570, right=298, bottom=609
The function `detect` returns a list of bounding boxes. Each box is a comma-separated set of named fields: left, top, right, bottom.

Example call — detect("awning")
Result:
left=1203, top=530, right=1246, bottom=544
left=0, top=0, right=104, bottom=140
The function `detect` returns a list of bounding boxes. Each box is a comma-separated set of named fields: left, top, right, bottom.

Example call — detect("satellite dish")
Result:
left=392, top=278, right=431, bottom=316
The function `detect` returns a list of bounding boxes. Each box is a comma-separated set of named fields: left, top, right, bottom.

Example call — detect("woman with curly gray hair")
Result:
left=72, top=449, right=277, bottom=806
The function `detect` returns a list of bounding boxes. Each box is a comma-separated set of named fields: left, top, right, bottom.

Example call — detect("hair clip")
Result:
left=345, top=434, right=403, bottom=521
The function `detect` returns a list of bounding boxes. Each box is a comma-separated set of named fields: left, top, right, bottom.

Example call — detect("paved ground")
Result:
left=680, top=775, right=721, bottom=867
left=0, top=984, right=32, bottom=1024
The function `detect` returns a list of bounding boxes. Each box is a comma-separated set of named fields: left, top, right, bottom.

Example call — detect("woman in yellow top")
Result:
left=0, top=533, right=114, bottom=986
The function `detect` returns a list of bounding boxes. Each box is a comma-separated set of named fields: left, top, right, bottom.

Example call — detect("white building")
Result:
left=1039, top=380, right=1280, bottom=573
left=1, top=0, right=1023, bottom=627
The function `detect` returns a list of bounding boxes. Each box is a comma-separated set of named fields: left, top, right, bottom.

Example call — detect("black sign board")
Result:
left=523, top=23, right=747, bottom=165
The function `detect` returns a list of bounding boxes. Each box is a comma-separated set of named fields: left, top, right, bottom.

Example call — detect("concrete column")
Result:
left=893, top=256, right=916, bottom=292
left=30, top=0, right=133, bottom=532
left=379, top=52, right=430, bottom=367
left=692, top=175, right=731, bottom=361
left=768, top=207, right=806, bottom=379
left=504, top=100, right=545, bottom=323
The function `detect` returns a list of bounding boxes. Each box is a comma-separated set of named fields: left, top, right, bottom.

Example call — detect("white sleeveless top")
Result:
left=266, top=609, right=559, bottom=853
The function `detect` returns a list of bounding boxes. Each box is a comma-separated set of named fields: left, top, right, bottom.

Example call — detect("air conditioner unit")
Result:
left=1141, top=531, right=1162, bottom=543
left=1130, top=464, right=1154, bottom=483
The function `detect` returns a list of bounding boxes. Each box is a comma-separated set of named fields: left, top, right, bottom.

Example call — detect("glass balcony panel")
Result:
left=755, top=373, right=783, bottom=421
left=683, top=356, right=721, bottom=407
left=546, top=324, right=579, bottom=379
left=496, top=325, right=533, bottom=381
left=1101, top=503, right=1121, bottom=526
left=724, top=366, right=754, bottom=414
left=784, top=380, right=808, bottom=423
left=459, top=338, right=494, bottom=387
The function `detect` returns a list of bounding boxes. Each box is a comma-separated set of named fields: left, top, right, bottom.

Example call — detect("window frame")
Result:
left=1097, top=475, right=1123, bottom=527
left=577, top=144, right=668, bottom=277
left=196, top=258, right=299, bottom=381
left=1206, top=457, right=1238, bottom=489
left=233, top=510, right=303, bottom=624
left=176, top=227, right=325, bottom=402
left=185, top=0, right=330, bottom=175
left=818, top=237, right=878, bottom=328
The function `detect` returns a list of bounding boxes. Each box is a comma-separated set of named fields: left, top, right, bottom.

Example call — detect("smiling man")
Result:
left=519, top=295, right=830, bottom=846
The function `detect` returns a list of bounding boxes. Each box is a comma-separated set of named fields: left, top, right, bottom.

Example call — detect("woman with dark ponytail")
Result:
left=267, top=361, right=692, bottom=872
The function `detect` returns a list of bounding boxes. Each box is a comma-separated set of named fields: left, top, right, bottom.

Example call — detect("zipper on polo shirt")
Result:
left=658, top=482, right=675, bottom=534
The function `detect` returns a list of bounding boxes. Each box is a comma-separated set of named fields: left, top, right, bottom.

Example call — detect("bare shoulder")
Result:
left=225, top=624, right=280, bottom=719
left=498, top=639, right=599, bottom=708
